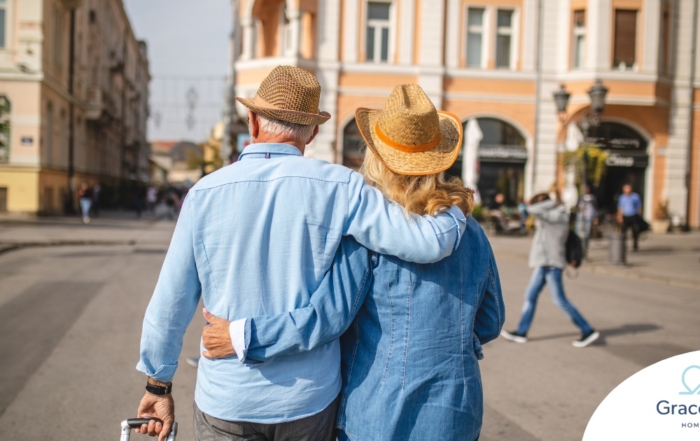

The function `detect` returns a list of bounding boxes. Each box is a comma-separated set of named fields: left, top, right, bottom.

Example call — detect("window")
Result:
left=466, top=8, right=485, bottom=68
left=0, top=0, right=7, bottom=48
left=495, top=10, right=514, bottom=68
left=366, top=2, right=391, bottom=63
left=572, top=10, right=585, bottom=69
left=613, top=9, right=637, bottom=70
left=52, top=4, right=64, bottom=66
left=343, top=119, right=365, bottom=170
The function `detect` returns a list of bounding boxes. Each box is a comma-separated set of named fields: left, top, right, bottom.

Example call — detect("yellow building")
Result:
left=0, top=0, right=150, bottom=214
left=231, top=0, right=700, bottom=227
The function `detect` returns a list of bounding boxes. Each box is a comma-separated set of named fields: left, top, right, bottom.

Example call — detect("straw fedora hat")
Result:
left=356, top=84, right=463, bottom=176
left=236, top=65, right=331, bottom=126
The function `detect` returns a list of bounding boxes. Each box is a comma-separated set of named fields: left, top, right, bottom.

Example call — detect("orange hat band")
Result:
left=374, top=123, right=442, bottom=153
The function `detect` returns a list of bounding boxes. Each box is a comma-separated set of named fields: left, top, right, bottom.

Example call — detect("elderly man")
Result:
left=134, top=66, right=466, bottom=441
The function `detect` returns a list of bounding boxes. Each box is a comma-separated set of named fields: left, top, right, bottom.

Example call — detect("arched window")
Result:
left=447, top=117, right=527, bottom=207
left=594, top=122, right=649, bottom=216
left=342, top=118, right=365, bottom=170
left=478, top=117, right=526, bottom=148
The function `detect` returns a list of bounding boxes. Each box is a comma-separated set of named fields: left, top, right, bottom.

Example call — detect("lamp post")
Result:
left=553, top=79, right=608, bottom=139
left=553, top=80, right=624, bottom=264
left=552, top=80, right=609, bottom=188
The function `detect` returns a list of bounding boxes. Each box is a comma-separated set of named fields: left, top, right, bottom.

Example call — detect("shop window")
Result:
left=366, top=1, right=391, bottom=63
left=466, top=8, right=485, bottom=68
left=495, top=9, right=514, bottom=69
left=572, top=10, right=585, bottom=69
left=613, top=9, right=637, bottom=70
left=0, top=187, right=6, bottom=212
left=0, top=0, right=7, bottom=48
left=342, top=118, right=365, bottom=170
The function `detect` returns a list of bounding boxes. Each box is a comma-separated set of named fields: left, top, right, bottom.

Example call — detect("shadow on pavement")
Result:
left=527, top=323, right=660, bottom=343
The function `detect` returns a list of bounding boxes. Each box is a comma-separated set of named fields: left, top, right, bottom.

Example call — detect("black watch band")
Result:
left=145, top=382, right=172, bottom=396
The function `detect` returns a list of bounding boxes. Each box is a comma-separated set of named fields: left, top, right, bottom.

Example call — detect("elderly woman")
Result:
left=205, top=85, right=505, bottom=441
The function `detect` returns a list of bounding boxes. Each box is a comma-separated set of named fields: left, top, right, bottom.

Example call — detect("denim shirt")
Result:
left=136, top=143, right=466, bottom=423
left=239, top=217, right=505, bottom=440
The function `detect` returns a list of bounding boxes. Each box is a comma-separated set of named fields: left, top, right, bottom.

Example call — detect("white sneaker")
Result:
left=501, top=329, right=528, bottom=343
left=82, top=216, right=90, bottom=224
left=572, top=330, right=600, bottom=348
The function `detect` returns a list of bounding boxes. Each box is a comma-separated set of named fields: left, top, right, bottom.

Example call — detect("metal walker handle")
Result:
left=120, top=418, right=177, bottom=441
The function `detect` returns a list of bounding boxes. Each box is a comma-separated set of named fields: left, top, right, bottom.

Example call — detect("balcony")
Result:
left=85, top=87, right=117, bottom=122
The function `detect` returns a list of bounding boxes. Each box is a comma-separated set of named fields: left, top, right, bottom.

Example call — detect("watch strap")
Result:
left=145, top=382, right=172, bottom=396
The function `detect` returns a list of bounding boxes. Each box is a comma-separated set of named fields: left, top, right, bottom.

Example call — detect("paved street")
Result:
left=0, top=214, right=698, bottom=440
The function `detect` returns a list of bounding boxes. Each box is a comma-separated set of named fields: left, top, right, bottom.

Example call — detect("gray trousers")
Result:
left=193, top=397, right=339, bottom=441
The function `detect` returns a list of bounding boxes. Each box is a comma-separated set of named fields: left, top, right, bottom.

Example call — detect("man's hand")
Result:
left=135, top=390, right=175, bottom=441
left=202, top=308, right=236, bottom=359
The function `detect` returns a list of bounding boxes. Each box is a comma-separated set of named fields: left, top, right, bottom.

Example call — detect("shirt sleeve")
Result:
left=527, top=200, right=565, bottom=224
left=344, top=172, right=466, bottom=264
left=231, top=237, right=374, bottom=364
left=474, top=246, right=505, bottom=350
left=136, top=192, right=202, bottom=382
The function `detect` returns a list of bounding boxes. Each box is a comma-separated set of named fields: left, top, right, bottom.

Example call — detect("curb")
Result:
left=494, top=251, right=700, bottom=290
left=0, top=240, right=137, bottom=256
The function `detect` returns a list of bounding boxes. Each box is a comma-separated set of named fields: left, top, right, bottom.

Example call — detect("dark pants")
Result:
left=622, top=215, right=641, bottom=249
left=193, top=396, right=339, bottom=441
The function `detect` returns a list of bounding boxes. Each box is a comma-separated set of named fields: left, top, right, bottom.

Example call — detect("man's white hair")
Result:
left=257, top=114, right=315, bottom=143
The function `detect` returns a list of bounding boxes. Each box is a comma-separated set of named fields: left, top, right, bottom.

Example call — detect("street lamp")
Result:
left=553, top=84, right=571, bottom=122
left=551, top=79, right=608, bottom=138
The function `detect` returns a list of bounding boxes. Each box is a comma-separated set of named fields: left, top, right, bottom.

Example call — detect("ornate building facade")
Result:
left=0, top=0, right=150, bottom=214
left=231, top=0, right=700, bottom=226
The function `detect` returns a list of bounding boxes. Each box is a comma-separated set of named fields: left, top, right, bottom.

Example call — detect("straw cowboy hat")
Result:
left=356, top=84, right=463, bottom=176
left=236, top=65, right=331, bottom=126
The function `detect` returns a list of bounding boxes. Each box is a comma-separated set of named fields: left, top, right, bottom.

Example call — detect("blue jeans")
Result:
left=576, top=216, right=593, bottom=252
left=516, top=267, right=592, bottom=335
left=79, top=197, right=92, bottom=218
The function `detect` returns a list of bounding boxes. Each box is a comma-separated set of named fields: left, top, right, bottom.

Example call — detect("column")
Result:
left=418, top=0, right=446, bottom=107
left=240, top=17, right=255, bottom=60
left=309, top=0, right=341, bottom=162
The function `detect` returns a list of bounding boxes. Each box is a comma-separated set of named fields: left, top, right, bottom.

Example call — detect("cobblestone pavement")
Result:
left=0, top=215, right=698, bottom=440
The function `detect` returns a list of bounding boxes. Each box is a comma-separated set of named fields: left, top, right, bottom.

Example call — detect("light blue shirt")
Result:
left=618, top=192, right=642, bottom=217
left=136, top=143, right=466, bottom=423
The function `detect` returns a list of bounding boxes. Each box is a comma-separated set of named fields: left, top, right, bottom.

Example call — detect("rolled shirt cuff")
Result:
left=445, top=205, right=467, bottom=250
left=229, top=318, right=249, bottom=363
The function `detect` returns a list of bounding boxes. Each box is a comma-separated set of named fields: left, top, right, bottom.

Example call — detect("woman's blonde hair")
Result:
left=360, top=148, right=474, bottom=217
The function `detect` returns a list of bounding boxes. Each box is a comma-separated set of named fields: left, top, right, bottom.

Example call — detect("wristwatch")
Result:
left=145, top=380, right=172, bottom=396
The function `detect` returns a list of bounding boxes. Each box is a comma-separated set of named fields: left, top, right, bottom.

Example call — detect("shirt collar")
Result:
left=238, top=143, right=304, bottom=160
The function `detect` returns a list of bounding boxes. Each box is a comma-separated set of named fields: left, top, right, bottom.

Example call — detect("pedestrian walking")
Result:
left=134, top=185, right=146, bottom=218
left=91, top=183, right=101, bottom=217
left=78, top=182, right=93, bottom=224
left=501, top=190, right=600, bottom=348
left=617, top=183, right=643, bottom=252
left=200, top=85, right=505, bottom=441
left=146, top=185, right=158, bottom=216
left=576, top=184, right=598, bottom=255
left=133, top=67, right=467, bottom=441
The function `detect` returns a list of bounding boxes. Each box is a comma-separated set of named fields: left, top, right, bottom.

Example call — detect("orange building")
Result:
left=0, top=0, right=150, bottom=215
left=231, top=0, right=700, bottom=226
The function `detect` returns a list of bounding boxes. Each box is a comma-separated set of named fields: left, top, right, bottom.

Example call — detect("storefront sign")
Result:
left=606, top=153, right=635, bottom=167
left=478, top=145, right=528, bottom=162
left=20, top=136, right=33, bottom=146
left=604, top=152, right=649, bottom=168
